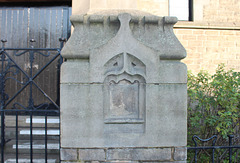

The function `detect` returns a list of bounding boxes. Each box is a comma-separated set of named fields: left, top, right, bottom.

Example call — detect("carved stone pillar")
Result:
left=61, top=10, right=187, bottom=162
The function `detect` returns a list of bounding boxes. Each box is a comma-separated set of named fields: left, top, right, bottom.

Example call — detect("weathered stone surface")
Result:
left=159, top=61, right=187, bottom=84
left=61, top=83, right=186, bottom=148
left=105, top=161, right=138, bottom=163
left=90, top=14, right=159, bottom=83
left=61, top=84, right=105, bottom=148
left=61, top=60, right=90, bottom=84
left=145, top=84, right=187, bottom=147
left=142, top=161, right=186, bottom=163
left=78, top=149, right=106, bottom=161
left=174, top=147, right=187, bottom=161
left=60, top=148, right=78, bottom=160
left=61, top=161, right=84, bottom=163
left=61, top=11, right=186, bottom=60
left=61, top=10, right=187, bottom=162
left=107, top=148, right=172, bottom=161
left=173, top=161, right=187, bottom=163
left=90, top=161, right=101, bottom=163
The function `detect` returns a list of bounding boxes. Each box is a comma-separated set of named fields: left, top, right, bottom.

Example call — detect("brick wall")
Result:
left=174, top=27, right=240, bottom=74
left=173, top=0, right=240, bottom=74
left=203, top=0, right=240, bottom=22
left=137, top=0, right=168, bottom=16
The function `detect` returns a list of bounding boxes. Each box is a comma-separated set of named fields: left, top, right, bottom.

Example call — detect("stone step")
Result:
left=19, top=129, right=60, bottom=136
left=4, top=128, right=60, bottom=142
left=0, top=115, right=59, bottom=128
left=26, top=117, right=59, bottom=124
left=6, top=128, right=60, bottom=139
left=2, top=153, right=60, bottom=163
left=4, top=140, right=59, bottom=154
left=13, top=143, right=59, bottom=150
left=5, top=158, right=56, bottom=163
left=1, top=116, right=60, bottom=162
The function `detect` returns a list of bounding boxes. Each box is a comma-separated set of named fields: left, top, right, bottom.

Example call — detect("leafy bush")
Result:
left=187, top=64, right=240, bottom=162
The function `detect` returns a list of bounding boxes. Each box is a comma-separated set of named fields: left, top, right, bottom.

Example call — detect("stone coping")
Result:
left=70, top=14, right=177, bottom=25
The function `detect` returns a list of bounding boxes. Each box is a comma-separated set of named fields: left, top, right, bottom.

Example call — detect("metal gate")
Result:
left=0, top=5, right=71, bottom=163
left=0, top=38, right=65, bottom=162
left=188, top=135, right=240, bottom=163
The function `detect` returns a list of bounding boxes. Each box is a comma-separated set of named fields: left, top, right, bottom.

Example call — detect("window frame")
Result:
left=169, top=0, right=193, bottom=21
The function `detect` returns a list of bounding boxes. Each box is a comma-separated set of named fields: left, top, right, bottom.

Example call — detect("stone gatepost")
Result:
left=60, top=10, right=187, bottom=163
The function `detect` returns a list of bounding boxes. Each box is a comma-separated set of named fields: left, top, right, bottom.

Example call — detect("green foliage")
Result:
left=187, top=64, right=240, bottom=162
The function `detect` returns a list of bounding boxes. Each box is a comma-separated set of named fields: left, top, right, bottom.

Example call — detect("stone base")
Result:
left=61, top=147, right=187, bottom=163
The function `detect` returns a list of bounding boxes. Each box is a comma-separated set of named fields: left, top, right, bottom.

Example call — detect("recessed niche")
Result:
left=103, top=53, right=146, bottom=126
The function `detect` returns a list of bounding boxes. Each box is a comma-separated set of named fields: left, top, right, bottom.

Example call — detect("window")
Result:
left=169, top=0, right=193, bottom=21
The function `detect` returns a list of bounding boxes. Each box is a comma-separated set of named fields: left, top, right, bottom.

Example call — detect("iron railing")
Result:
left=188, top=135, right=240, bottom=163
left=0, top=38, right=66, bottom=163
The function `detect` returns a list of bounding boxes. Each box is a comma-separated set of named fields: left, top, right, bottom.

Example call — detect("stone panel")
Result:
left=62, top=162, right=82, bottom=163
left=61, top=84, right=187, bottom=148
left=61, top=60, right=90, bottom=84
left=107, top=148, right=172, bottom=161
left=174, top=147, right=187, bottom=161
left=60, top=84, right=104, bottom=148
left=159, top=61, right=187, bottom=84
left=105, top=161, right=138, bottom=163
left=78, top=149, right=106, bottom=161
left=143, top=84, right=187, bottom=147
left=60, top=148, right=78, bottom=160
left=142, top=161, right=186, bottom=163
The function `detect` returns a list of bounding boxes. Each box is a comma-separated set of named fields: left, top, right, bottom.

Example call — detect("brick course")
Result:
left=174, top=28, right=240, bottom=74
